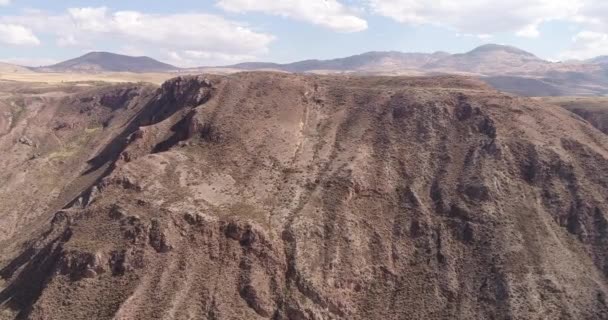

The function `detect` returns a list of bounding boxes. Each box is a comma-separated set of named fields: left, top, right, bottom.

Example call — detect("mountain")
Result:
left=3, top=45, right=608, bottom=96
left=211, top=44, right=608, bottom=96
left=588, top=56, right=608, bottom=65
left=2, top=73, right=608, bottom=319
left=483, top=67, right=608, bottom=97
left=0, top=62, right=32, bottom=73
left=228, top=51, right=451, bottom=73
left=38, top=52, right=178, bottom=73
left=424, top=44, right=550, bottom=74
left=221, top=44, right=547, bottom=75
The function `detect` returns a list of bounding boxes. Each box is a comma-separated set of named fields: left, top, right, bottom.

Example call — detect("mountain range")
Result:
left=221, top=44, right=555, bottom=74
left=214, top=44, right=608, bottom=96
left=2, top=44, right=608, bottom=96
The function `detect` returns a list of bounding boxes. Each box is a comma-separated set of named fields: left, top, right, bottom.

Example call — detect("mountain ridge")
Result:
left=2, top=73, right=608, bottom=318
left=21, top=44, right=608, bottom=75
left=221, top=44, right=547, bottom=73
left=38, top=52, right=178, bottom=73
left=589, top=56, right=608, bottom=65
left=6, top=44, right=608, bottom=96
left=25, top=44, right=608, bottom=76
left=210, top=44, right=608, bottom=96
left=0, top=62, right=32, bottom=74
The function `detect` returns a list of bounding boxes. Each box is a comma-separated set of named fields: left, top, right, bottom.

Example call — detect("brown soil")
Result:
left=1, top=73, right=608, bottom=319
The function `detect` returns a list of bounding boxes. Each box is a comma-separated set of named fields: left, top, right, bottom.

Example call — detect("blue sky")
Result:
left=0, top=0, right=607, bottom=67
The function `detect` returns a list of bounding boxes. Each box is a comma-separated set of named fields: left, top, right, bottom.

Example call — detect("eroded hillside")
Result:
left=540, top=97, right=608, bottom=135
left=1, top=74, right=608, bottom=319
left=0, top=81, right=157, bottom=270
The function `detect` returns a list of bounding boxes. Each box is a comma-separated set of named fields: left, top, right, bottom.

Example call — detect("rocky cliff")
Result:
left=1, top=73, right=608, bottom=319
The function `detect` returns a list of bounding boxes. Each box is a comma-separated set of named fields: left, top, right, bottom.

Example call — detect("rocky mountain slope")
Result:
left=38, top=52, right=178, bottom=73
left=540, top=97, right=608, bottom=135
left=0, top=80, right=157, bottom=275
left=2, top=73, right=608, bottom=319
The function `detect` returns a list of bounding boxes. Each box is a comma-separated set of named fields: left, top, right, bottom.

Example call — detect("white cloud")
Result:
left=559, top=31, right=608, bottom=60
left=365, top=1, right=608, bottom=58
left=0, top=23, right=40, bottom=46
left=217, top=0, right=367, bottom=32
left=556, top=1, right=608, bottom=59
left=456, top=33, right=493, bottom=40
left=516, top=25, right=541, bottom=38
left=576, top=1, right=608, bottom=29
left=68, top=7, right=111, bottom=33
left=0, top=0, right=10, bottom=6
left=0, top=7, right=275, bottom=66
left=368, top=0, right=581, bottom=37
left=106, top=11, right=274, bottom=54
left=166, top=50, right=256, bottom=67
left=57, top=35, right=78, bottom=47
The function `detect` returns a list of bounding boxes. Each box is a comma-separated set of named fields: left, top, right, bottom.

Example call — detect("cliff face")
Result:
left=0, top=82, right=156, bottom=247
left=2, top=73, right=608, bottom=319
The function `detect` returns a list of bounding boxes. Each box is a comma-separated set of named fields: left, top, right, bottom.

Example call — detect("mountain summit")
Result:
left=39, top=52, right=178, bottom=73
left=466, top=44, right=539, bottom=57
left=424, top=44, right=548, bottom=74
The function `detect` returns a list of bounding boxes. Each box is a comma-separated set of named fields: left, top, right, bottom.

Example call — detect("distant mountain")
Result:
left=0, top=62, right=32, bottom=73
left=4, top=45, right=608, bottom=96
left=228, top=62, right=284, bottom=70
left=227, top=51, right=450, bottom=73
left=38, top=52, right=178, bottom=73
left=424, top=44, right=550, bottom=74
left=588, top=56, right=608, bottom=65
left=210, top=44, right=608, bottom=96
left=221, top=45, right=548, bottom=75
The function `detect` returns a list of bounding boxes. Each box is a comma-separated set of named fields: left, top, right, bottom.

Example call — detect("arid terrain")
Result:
left=0, top=72, right=174, bottom=85
left=539, top=97, right=608, bottom=135
left=0, top=72, right=608, bottom=319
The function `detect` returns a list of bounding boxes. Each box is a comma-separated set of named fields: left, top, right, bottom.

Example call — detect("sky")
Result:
left=0, top=0, right=608, bottom=67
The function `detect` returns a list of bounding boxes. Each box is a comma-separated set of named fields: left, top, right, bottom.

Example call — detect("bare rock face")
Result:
left=141, top=75, right=213, bottom=127
left=148, top=219, right=173, bottom=253
left=58, top=250, right=106, bottom=280
left=18, top=136, right=35, bottom=147
left=2, top=73, right=608, bottom=319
